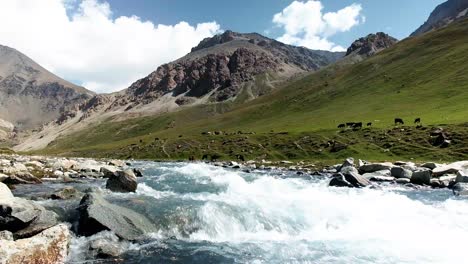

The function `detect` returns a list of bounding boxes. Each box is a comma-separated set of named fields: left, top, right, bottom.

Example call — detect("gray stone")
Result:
left=421, top=162, right=438, bottom=170
left=339, top=158, right=354, bottom=170
left=391, top=167, right=413, bottom=179
left=433, top=161, right=468, bottom=176
left=395, top=178, right=411, bottom=184
left=340, top=166, right=359, bottom=176
left=453, top=183, right=468, bottom=196
left=456, top=171, right=468, bottom=183
left=77, top=191, right=156, bottom=240
left=344, top=171, right=371, bottom=187
left=105, top=170, right=137, bottom=193
left=0, top=197, right=58, bottom=239
left=359, top=163, right=393, bottom=174
left=410, top=169, right=432, bottom=185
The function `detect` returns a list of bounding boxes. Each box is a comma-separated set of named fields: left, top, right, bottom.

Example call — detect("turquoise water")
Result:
left=13, top=162, right=468, bottom=264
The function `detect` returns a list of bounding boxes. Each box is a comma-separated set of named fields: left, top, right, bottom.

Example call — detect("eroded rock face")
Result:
left=77, top=191, right=156, bottom=240
left=0, top=224, right=70, bottom=264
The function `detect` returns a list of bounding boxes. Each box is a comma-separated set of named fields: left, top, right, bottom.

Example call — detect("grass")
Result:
left=36, top=19, right=468, bottom=163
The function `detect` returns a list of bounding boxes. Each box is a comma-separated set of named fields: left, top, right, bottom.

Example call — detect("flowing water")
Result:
left=12, top=162, right=468, bottom=264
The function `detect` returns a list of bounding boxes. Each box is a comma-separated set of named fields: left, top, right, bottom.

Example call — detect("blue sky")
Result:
left=106, top=0, right=445, bottom=48
left=0, top=0, right=447, bottom=93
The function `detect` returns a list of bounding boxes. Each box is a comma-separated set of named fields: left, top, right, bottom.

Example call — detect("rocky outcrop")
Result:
left=411, top=0, right=468, bottom=37
left=0, top=224, right=70, bottom=264
left=77, top=191, right=156, bottom=240
left=0, top=45, right=94, bottom=130
left=345, top=32, right=398, bottom=59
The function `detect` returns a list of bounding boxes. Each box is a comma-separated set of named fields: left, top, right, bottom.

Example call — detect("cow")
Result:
left=414, top=118, right=421, bottom=124
left=338, top=124, right=346, bottom=129
left=367, top=122, right=372, bottom=127
left=353, top=122, right=363, bottom=129
left=395, top=118, right=404, bottom=125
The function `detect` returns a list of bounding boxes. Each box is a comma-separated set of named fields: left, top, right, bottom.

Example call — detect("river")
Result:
left=11, top=161, right=468, bottom=264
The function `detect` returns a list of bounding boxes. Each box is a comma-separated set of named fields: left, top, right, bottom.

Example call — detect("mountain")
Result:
left=0, top=45, right=94, bottom=130
left=30, top=19, right=468, bottom=161
left=97, top=30, right=344, bottom=113
left=411, top=0, right=468, bottom=36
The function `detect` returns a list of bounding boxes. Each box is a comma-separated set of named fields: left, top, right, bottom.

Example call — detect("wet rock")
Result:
left=340, top=166, right=359, bottom=176
left=359, top=163, right=393, bottom=174
left=410, top=169, right=432, bottom=185
left=49, top=187, right=81, bottom=200
left=3, top=172, right=42, bottom=184
left=77, top=191, right=156, bottom=240
left=329, top=174, right=353, bottom=188
left=108, top=159, right=125, bottom=167
left=0, top=224, right=70, bottom=264
left=106, top=170, right=138, bottom=193
left=89, top=233, right=125, bottom=258
left=340, top=158, right=355, bottom=170
left=344, top=171, right=371, bottom=187
left=453, top=183, right=468, bottom=196
left=0, top=196, right=58, bottom=239
left=430, top=179, right=444, bottom=188
left=391, top=167, right=413, bottom=179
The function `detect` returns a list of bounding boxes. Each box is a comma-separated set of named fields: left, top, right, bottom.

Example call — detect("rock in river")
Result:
left=0, top=224, right=70, bottom=264
left=410, top=169, right=432, bottom=185
left=105, top=169, right=138, bottom=193
left=329, top=172, right=371, bottom=188
left=453, top=183, right=468, bottom=196
left=77, top=191, right=156, bottom=240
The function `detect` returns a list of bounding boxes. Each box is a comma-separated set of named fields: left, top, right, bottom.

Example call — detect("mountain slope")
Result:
left=0, top=45, right=94, bottom=130
left=411, top=0, right=468, bottom=36
left=33, top=19, right=468, bottom=161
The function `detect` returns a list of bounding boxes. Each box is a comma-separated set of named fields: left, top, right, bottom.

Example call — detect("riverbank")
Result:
left=1, top=154, right=468, bottom=263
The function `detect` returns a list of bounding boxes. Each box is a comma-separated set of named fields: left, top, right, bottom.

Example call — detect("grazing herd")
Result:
left=338, top=118, right=422, bottom=130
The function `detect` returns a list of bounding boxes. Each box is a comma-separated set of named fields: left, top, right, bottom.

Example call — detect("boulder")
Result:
left=456, top=171, right=468, bottom=183
left=106, top=170, right=138, bottom=193
left=453, top=183, right=468, bottom=196
left=0, top=173, right=8, bottom=182
left=329, top=174, right=353, bottom=188
left=0, top=197, right=57, bottom=239
left=339, top=158, right=355, bottom=170
left=359, top=163, right=393, bottom=174
left=340, top=166, right=359, bottom=176
left=52, top=159, right=77, bottom=170
left=433, top=161, right=468, bottom=176
left=133, top=168, right=143, bottom=177
left=0, top=182, right=13, bottom=200
left=49, top=187, right=81, bottom=200
left=0, top=224, right=70, bottom=264
left=77, top=191, right=156, bottom=240
left=3, top=172, right=42, bottom=184
left=391, top=167, right=413, bottom=179
left=89, top=232, right=125, bottom=258
left=410, top=169, right=432, bottom=185
left=108, top=159, right=125, bottom=167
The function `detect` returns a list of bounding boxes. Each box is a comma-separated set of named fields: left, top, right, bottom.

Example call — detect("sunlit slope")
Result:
left=41, top=19, right=468, bottom=160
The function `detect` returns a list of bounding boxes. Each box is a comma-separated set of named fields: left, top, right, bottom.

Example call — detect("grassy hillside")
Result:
left=38, top=19, right=468, bottom=162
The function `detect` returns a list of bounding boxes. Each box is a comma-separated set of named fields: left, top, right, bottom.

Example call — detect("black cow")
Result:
left=395, top=118, right=404, bottom=125
left=367, top=122, right=372, bottom=127
left=353, top=122, right=363, bottom=129
left=338, top=124, right=346, bottom=129
left=414, top=118, right=421, bottom=124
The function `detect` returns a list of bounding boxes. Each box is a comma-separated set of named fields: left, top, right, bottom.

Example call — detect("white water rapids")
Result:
left=32, top=162, right=468, bottom=263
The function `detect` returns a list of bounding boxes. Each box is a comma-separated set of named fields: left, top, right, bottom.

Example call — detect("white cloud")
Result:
left=273, top=1, right=364, bottom=51
left=0, top=0, right=220, bottom=93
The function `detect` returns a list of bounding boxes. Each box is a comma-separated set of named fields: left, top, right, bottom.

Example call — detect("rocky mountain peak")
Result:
left=346, top=32, right=398, bottom=57
left=411, top=0, right=468, bottom=36
left=0, top=44, right=94, bottom=130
